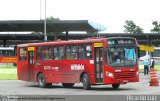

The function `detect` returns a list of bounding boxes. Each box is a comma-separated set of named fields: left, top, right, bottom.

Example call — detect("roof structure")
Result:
left=0, top=33, right=160, bottom=46
left=1, top=33, right=160, bottom=40
left=0, top=20, right=160, bottom=46
left=0, top=20, right=106, bottom=32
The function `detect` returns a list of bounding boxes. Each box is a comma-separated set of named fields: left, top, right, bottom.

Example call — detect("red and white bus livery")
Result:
left=17, top=37, right=139, bottom=90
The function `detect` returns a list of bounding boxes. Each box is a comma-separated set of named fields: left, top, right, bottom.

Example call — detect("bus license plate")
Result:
left=123, top=80, right=128, bottom=83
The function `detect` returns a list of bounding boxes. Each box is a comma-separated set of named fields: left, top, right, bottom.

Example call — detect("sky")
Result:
left=0, top=0, right=160, bottom=33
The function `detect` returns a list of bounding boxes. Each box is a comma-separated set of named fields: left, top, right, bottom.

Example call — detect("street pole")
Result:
left=44, top=0, right=47, bottom=41
left=40, top=0, right=41, bottom=20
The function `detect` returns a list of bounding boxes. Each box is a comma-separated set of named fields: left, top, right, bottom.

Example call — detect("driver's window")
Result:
left=107, top=47, right=124, bottom=66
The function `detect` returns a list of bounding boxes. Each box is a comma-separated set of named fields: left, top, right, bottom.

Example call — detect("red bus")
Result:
left=17, top=37, right=139, bottom=90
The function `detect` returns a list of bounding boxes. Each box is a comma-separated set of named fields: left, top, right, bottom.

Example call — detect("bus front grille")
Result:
left=114, top=71, right=135, bottom=79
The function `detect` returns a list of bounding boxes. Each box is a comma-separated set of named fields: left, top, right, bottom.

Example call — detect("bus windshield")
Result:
left=106, top=47, right=137, bottom=67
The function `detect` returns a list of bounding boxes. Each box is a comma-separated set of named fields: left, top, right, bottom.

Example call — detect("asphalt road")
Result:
left=0, top=72, right=160, bottom=95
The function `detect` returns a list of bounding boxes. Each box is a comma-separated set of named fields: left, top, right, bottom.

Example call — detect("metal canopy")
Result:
left=0, top=20, right=106, bottom=32
left=1, top=33, right=160, bottom=46
left=1, top=33, right=160, bottom=40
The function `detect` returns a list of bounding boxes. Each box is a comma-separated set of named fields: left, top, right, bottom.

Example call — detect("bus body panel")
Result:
left=35, top=60, right=95, bottom=83
left=17, top=47, right=36, bottom=82
left=17, top=61, right=28, bottom=81
left=103, top=65, right=139, bottom=84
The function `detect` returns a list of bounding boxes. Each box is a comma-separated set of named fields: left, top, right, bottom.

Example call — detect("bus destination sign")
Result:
left=108, top=39, right=135, bottom=45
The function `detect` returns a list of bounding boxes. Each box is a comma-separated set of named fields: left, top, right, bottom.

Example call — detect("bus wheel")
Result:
left=82, top=74, right=91, bottom=90
left=62, top=83, right=74, bottom=88
left=112, top=84, right=120, bottom=89
left=37, top=73, right=52, bottom=88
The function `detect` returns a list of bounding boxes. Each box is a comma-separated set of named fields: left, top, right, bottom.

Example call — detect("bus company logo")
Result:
left=71, top=64, right=84, bottom=70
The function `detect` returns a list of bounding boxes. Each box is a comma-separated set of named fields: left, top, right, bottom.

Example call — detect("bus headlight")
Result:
left=136, top=71, right=139, bottom=76
left=106, top=71, right=114, bottom=78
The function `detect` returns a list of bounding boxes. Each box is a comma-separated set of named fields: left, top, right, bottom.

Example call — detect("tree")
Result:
left=46, top=16, right=60, bottom=22
left=124, top=20, right=143, bottom=34
left=46, top=16, right=61, bottom=35
left=151, top=20, right=160, bottom=33
left=32, top=16, right=60, bottom=35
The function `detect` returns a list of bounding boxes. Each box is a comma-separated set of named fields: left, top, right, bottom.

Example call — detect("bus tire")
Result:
left=82, top=73, right=91, bottom=90
left=112, top=83, right=120, bottom=89
left=37, top=73, right=52, bottom=88
left=62, top=83, right=74, bottom=88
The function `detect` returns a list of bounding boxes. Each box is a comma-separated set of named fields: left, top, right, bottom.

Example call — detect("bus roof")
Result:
left=17, top=37, right=136, bottom=47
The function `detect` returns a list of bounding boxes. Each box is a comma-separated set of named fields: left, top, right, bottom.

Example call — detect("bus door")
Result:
left=28, top=47, right=35, bottom=81
left=94, top=43, right=103, bottom=83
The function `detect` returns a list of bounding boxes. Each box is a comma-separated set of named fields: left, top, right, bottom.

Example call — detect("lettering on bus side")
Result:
left=44, top=66, right=59, bottom=71
left=44, top=66, right=51, bottom=70
left=71, top=64, right=84, bottom=70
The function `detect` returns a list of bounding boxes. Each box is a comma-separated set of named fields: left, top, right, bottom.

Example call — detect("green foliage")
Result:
left=46, top=16, right=60, bottom=22
left=139, top=65, right=160, bottom=72
left=0, top=64, right=17, bottom=80
left=151, top=20, right=160, bottom=33
left=124, top=20, right=143, bottom=34
left=32, top=16, right=60, bottom=35
left=0, top=74, right=17, bottom=80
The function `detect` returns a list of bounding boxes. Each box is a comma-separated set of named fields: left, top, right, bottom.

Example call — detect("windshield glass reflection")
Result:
left=106, top=47, right=137, bottom=67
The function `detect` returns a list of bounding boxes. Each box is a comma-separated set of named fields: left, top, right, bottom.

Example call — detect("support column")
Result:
left=147, top=37, right=152, bottom=63
left=54, top=32, right=58, bottom=41
left=3, top=40, right=6, bottom=47
left=66, top=30, right=68, bottom=41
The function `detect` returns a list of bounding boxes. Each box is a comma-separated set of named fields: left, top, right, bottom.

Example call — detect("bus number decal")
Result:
left=44, top=66, right=59, bottom=71
left=28, top=47, right=35, bottom=51
left=71, top=64, right=84, bottom=70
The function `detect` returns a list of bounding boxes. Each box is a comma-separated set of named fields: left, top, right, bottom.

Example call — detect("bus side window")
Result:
left=48, top=47, right=53, bottom=60
left=71, top=45, right=78, bottom=60
left=53, top=47, right=59, bottom=60
left=85, top=45, right=92, bottom=59
left=36, top=47, right=42, bottom=60
left=78, top=45, right=85, bottom=59
left=42, top=46, right=52, bottom=60
left=59, top=46, right=65, bottom=60
left=66, top=46, right=71, bottom=60
left=19, top=47, right=27, bottom=61
left=42, top=47, right=47, bottom=60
